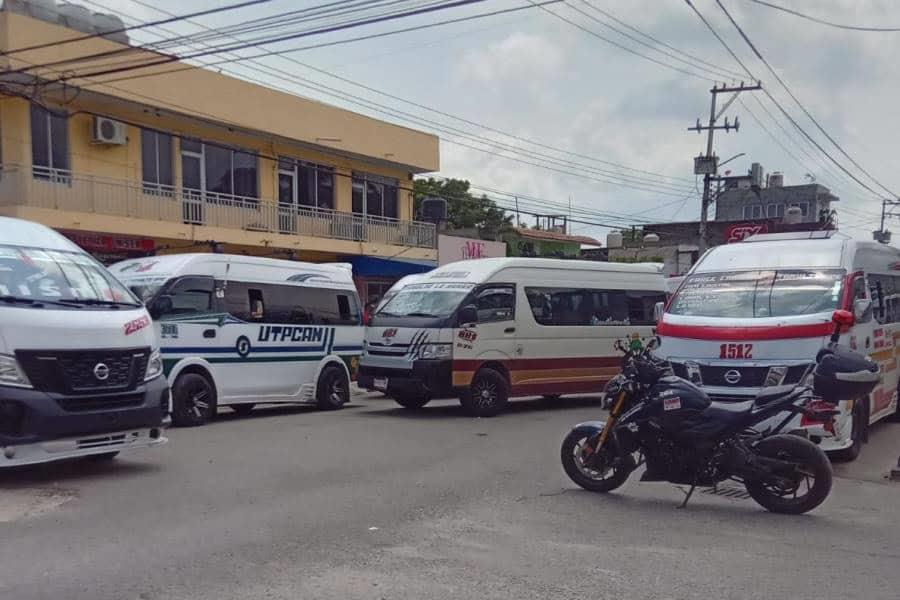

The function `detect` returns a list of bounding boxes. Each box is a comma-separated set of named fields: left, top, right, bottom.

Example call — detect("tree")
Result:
left=414, top=178, right=513, bottom=233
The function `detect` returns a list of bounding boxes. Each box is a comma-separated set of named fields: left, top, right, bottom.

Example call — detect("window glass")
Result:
left=141, top=130, right=173, bottom=188
left=383, top=184, right=398, bottom=219
left=669, top=270, right=845, bottom=318
left=30, top=104, right=69, bottom=174
left=156, top=277, right=214, bottom=320
left=526, top=287, right=664, bottom=326
left=205, top=144, right=232, bottom=195
left=366, top=181, right=383, bottom=216
left=474, top=286, right=515, bottom=322
left=352, top=180, right=365, bottom=214
left=278, top=172, right=294, bottom=205
left=30, top=104, right=49, bottom=168
left=233, top=151, right=257, bottom=198
left=298, top=163, right=316, bottom=207
left=181, top=138, right=201, bottom=154
left=379, top=283, right=474, bottom=318
left=49, top=111, right=69, bottom=172
left=248, top=288, right=265, bottom=321
left=352, top=173, right=399, bottom=217
left=317, top=167, right=334, bottom=210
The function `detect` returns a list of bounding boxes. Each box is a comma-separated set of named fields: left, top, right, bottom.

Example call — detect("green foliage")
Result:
left=414, top=178, right=513, bottom=232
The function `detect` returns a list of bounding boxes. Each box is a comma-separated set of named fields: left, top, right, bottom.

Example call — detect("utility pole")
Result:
left=689, top=81, right=761, bottom=251
left=875, top=198, right=899, bottom=244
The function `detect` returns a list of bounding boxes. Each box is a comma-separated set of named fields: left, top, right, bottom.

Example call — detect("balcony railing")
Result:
left=0, top=164, right=437, bottom=249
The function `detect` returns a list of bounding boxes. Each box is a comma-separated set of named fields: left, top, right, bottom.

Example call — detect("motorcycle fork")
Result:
left=585, top=391, right=627, bottom=459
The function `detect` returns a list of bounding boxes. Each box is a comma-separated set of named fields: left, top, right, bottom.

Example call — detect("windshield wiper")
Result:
left=56, top=298, right=141, bottom=308
left=0, top=295, right=81, bottom=308
left=405, top=311, right=439, bottom=318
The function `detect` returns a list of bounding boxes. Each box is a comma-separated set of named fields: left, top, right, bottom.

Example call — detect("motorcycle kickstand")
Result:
left=677, top=484, right=697, bottom=509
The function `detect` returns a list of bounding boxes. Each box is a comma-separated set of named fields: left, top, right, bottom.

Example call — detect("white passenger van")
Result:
left=0, top=217, right=168, bottom=467
left=659, top=231, right=900, bottom=461
left=110, top=254, right=363, bottom=425
left=358, top=258, right=666, bottom=416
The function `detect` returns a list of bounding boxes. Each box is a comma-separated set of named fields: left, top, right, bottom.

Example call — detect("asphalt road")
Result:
left=1, top=394, right=898, bottom=600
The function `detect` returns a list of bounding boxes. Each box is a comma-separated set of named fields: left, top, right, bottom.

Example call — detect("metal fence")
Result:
left=0, top=164, right=436, bottom=249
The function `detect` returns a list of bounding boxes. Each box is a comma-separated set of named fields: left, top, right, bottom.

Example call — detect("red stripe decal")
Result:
left=453, top=357, right=621, bottom=371
left=657, top=321, right=832, bottom=341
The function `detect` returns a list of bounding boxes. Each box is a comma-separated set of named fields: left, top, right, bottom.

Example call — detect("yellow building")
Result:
left=0, top=3, right=439, bottom=304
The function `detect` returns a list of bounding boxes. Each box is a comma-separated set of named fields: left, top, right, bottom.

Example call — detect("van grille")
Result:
left=56, top=393, right=145, bottom=412
left=16, top=348, right=150, bottom=394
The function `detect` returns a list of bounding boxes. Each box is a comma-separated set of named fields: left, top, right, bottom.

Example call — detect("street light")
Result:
left=718, top=152, right=746, bottom=169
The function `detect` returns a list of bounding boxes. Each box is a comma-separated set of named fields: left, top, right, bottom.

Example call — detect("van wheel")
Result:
left=394, top=394, right=431, bottom=409
left=317, top=365, right=349, bottom=410
left=460, top=368, right=509, bottom=417
left=172, top=372, right=217, bottom=427
left=231, top=404, right=255, bottom=417
left=828, top=399, right=865, bottom=463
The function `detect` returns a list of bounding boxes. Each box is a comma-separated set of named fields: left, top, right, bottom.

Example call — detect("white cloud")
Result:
left=456, top=32, right=565, bottom=87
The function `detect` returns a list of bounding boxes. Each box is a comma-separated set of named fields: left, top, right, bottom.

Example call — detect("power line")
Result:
left=714, top=0, right=898, bottom=199
left=743, top=0, right=900, bottom=32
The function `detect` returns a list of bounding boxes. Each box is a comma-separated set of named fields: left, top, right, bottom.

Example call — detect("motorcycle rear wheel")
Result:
left=561, top=430, right=634, bottom=493
left=745, top=434, right=833, bottom=515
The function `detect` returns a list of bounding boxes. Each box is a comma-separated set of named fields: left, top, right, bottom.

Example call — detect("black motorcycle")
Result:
left=561, top=310, right=879, bottom=514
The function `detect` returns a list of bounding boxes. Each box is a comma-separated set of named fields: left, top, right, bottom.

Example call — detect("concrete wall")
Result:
left=715, top=184, right=837, bottom=223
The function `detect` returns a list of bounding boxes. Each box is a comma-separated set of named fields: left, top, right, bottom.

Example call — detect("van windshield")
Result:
left=124, top=277, right=170, bottom=303
left=0, top=245, right=140, bottom=307
left=668, top=269, right=844, bottom=318
left=377, top=283, right=474, bottom=318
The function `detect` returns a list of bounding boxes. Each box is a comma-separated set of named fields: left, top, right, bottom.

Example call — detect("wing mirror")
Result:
left=830, top=309, right=854, bottom=343
left=458, top=304, right=478, bottom=327
left=148, top=295, right=172, bottom=320
left=853, top=297, right=872, bottom=323
left=653, top=301, right=665, bottom=324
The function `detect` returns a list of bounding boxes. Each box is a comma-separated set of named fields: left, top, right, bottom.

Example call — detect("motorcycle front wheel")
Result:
left=744, top=434, right=833, bottom=515
left=560, top=429, right=634, bottom=493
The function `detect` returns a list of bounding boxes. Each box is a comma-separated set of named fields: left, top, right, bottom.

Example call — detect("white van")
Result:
left=358, top=258, right=667, bottom=416
left=0, top=217, right=168, bottom=466
left=659, top=231, right=900, bottom=461
left=109, top=254, right=363, bottom=425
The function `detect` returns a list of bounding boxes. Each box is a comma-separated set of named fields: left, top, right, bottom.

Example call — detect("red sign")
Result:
left=124, top=315, right=151, bottom=336
left=725, top=223, right=769, bottom=243
left=62, top=231, right=155, bottom=254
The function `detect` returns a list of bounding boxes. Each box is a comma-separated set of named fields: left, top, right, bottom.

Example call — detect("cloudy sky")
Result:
left=93, top=0, right=900, bottom=241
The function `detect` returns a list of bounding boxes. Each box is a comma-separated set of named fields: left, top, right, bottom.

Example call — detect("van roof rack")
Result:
left=742, top=230, right=845, bottom=242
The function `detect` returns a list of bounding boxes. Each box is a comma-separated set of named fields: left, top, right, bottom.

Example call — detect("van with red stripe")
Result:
left=658, top=231, right=900, bottom=461
left=358, top=258, right=666, bottom=416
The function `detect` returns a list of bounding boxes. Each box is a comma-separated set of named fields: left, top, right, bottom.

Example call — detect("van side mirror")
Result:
left=653, top=301, right=665, bottom=324
left=853, top=297, right=872, bottom=323
left=458, top=304, right=478, bottom=326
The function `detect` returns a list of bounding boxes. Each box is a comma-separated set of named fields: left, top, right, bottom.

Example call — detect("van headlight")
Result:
left=420, top=343, right=452, bottom=359
left=0, top=354, right=31, bottom=388
left=144, top=349, right=164, bottom=381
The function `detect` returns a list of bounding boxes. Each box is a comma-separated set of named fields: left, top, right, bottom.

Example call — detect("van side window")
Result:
left=156, top=277, right=214, bottom=320
left=248, top=288, right=265, bottom=321
left=223, top=282, right=360, bottom=325
left=868, top=274, right=900, bottom=324
left=525, top=287, right=664, bottom=326
left=474, top=285, right=515, bottom=322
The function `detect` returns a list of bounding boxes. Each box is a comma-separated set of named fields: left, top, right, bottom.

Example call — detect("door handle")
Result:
left=203, top=329, right=216, bottom=339
left=504, top=327, right=516, bottom=334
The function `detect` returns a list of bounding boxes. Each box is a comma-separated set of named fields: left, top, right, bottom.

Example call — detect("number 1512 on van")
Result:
left=720, top=343, right=753, bottom=359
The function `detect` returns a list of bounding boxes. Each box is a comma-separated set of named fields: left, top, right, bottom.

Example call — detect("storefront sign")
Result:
left=725, top=223, right=769, bottom=243
left=62, top=231, right=155, bottom=253
left=438, top=234, right=506, bottom=266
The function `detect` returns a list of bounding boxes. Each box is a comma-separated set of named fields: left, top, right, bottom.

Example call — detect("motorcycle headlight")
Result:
left=0, top=354, right=31, bottom=389
left=420, top=343, right=452, bottom=359
left=144, top=349, right=164, bottom=381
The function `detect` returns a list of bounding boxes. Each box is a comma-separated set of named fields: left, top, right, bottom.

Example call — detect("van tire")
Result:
left=393, top=394, right=431, bottom=409
left=172, top=372, right=217, bottom=427
left=317, top=365, right=349, bottom=411
left=231, top=404, right=255, bottom=417
left=460, top=368, right=509, bottom=417
left=828, top=399, right=865, bottom=463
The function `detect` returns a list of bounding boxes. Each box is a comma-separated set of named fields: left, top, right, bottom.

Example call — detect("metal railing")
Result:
left=0, top=164, right=436, bottom=249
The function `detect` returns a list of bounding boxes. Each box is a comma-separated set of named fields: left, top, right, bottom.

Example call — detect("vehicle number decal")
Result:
left=663, top=397, right=682, bottom=411
left=124, top=315, right=151, bottom=335
left=719, top=343, right=753, bottom=359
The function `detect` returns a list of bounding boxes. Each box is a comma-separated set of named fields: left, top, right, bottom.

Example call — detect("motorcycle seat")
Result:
left=754, top=385, right=800, bottom=405
left=701, top=399, right=754, bottom=426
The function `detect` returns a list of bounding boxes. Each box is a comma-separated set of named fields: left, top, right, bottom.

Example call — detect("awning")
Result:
left=347, top=256, right=435, bottom=278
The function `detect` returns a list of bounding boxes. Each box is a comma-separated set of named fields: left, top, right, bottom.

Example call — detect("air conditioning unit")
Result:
left=91, top=116, right=127, bottom=145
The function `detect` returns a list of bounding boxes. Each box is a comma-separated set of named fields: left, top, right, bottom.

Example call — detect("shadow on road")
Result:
left=0, top=457, right=161, bottom=487
left=361, top=395, right=604, bottom=419
left=212, top=402, right=365, bottom=424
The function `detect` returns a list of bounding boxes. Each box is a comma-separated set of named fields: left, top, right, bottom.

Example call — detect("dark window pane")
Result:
left=224, top=282, right=251, bottom=321
left=157, top=277, right=214, bottom=320
left=278, top=157, right=294, bottom=170
left=278, top=172, right=294, bottom=205
left=383, top=184, right=398, bottom=219
left=298, top=163, right=315, bottom=207
left=30, top=104, right=49, bottom=168
left=352, top=180, right=364, bottom=214
left=366, top=181, right=383, bottom=216
left=182, top=155, right=202, bottom=190
left=526, top=287, right=644, bottom=326
left=157, top=132, right=173, bottom=186
left=141, top=130, right=158, bottom=184
left=233, top=151, right=257, bottom=198
left=49, top=112, right=69, bottom=171
left=475, top=286, right=515, bottom=322
left=205, top=145, right=232, bottom=195
left=181, top=138, right=201, bottom=153
left=317, top=167, right=334, bottom=210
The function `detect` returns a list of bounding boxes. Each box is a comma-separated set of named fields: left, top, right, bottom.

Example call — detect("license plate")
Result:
left=373, top=376, right=388, bottom=391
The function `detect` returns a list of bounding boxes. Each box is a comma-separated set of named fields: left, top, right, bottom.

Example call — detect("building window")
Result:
left=365, top=281, right=394, bottom=306
left=742, top=204, right=763, bottom=219
left=141, top=129, right=173, bottom=194
left=278, top=157, right=334, bottom=210
left=30, top=103, right=69, bottom=182
left=180, top=139, right=258, bottom=202
left=352, top=172, right=398, bottom=219
left=791, top=202, right=809, bottom=217
left=766, top=203, right=784, bottom=218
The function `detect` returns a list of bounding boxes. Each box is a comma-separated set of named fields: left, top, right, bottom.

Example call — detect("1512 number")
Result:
left=719, top=343, right=753, bottom=359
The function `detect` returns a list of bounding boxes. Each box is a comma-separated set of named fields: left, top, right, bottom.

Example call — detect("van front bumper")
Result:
left=358, top=359, right=453, bottom=398
left=0, top=375, right=170, bottom=451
